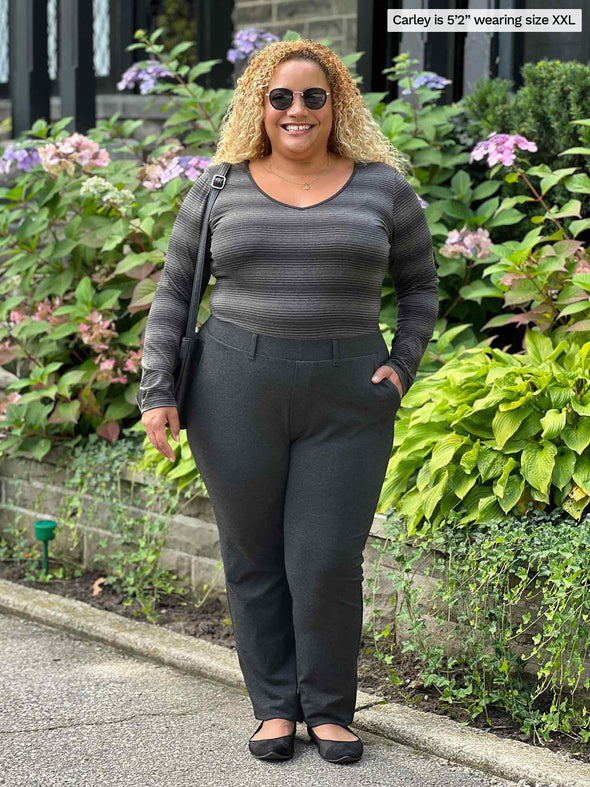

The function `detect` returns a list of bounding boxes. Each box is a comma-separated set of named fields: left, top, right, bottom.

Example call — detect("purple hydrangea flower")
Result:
left=160, top=155, right=211, bottom=185
left=401, top=73, right=452, bottom=95
left=0, top=145, right=42, bottom=174
left=227, top=27, right=280, bottom=63
left=117, top=60, right=173, bottom=94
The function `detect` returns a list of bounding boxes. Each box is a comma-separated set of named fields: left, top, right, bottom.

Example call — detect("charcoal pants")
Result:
left=185, top=314, right=401, bottom=727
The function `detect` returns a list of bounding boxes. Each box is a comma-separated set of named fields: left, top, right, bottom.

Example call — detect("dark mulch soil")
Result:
left=1, top=558, right=588, bottom=765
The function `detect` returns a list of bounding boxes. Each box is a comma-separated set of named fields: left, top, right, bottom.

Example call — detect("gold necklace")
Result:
left=264, top=152, right=332, bottom=190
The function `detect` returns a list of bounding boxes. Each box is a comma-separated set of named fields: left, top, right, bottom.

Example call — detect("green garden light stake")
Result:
left=34, top=520, right=57, bottom=576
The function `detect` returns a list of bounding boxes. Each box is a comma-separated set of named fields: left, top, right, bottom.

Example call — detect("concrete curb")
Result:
left=1, top=577, right=590, bottom=786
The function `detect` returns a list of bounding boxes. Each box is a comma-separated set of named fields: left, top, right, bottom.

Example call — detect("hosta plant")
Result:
left=377, top=329, right=590, bottom=534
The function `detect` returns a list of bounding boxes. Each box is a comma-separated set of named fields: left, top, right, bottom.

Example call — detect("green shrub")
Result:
left=369, top=504, right=590, bottom=745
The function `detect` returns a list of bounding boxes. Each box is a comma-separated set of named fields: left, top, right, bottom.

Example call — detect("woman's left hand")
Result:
left=371, top=366, right=404, bottom=399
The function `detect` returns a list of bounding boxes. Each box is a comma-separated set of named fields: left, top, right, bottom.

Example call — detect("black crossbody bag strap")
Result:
left=184, top=162, right=232, bottom=337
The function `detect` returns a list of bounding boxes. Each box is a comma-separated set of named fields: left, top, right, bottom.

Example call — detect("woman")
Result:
left=137, top=39, right=439, bottom=764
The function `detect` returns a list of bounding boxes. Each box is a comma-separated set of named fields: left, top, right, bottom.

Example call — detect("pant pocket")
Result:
left=372, top=356, right=401, bottom=407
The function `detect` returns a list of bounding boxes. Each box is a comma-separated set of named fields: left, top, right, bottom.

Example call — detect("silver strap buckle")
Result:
left=211, top=174, right=227, bottom=189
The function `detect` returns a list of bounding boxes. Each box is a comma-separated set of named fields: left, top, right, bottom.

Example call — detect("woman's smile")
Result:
left=281, top=123, right=315, bottom=135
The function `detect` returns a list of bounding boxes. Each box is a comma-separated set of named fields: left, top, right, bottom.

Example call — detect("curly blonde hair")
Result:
left=210, top=38, right=410, bottom=175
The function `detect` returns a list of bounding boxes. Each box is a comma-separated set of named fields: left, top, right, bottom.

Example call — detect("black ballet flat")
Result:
left=307, top=723, right=363, bottom=763
left=248, top=720, right=296, bottom=760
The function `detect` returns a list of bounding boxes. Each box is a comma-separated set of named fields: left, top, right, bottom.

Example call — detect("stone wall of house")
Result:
left=234, top=0, right=358, bottom=58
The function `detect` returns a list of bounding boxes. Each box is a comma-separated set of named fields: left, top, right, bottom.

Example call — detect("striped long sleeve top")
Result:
left=136, top=159, right=440, bottom=414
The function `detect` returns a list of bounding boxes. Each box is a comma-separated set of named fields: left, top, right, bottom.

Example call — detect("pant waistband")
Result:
left=200, top=315, right=386, bottom=364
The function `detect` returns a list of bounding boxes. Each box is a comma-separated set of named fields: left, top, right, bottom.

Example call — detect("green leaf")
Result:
left=450, top=170, right=471, bottom=198
left=75, top=276, right=95, bottom=308
left=564, top=173, right=590, bottom=195
left=492, top=407, right=528, bottom=448
left=472, top=180, right=502, bottom=200
left=540, top=408, right=567, bottom=440
left=572, top=454, right=590, bottom=496
left=459, top=280, right=504, bottom=303
left=539, top=168, right=578, bottom=195
left=545, top=199, right=582, bottom=220
left=520, top=441, right=557, bottom=495
left=485, top=208, right=526, bottom=228
left=568, top=219, right=590, bottom=237
left=563, top=417, right=590, bottom=455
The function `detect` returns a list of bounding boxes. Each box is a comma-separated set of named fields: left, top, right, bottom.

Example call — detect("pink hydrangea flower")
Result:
left=38, top=133, right=111, bottom=176
left=469, top=132, right=537, bottom=167
left=439, top=225, right=493, bottom=260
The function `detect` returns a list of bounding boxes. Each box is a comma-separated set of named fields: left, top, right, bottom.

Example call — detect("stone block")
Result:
left=167, top=514, right=220, bottom=559
left=234, top=3, right=274, bottom=25
left=276, top=0, right=330, bottom=20
left=191, top=554, right=227, bottom=601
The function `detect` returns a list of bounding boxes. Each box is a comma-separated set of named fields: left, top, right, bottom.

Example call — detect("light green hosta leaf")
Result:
left=18, top=320, right=51, bottom=338
left=451, top=467, right=478, bottom=500
left=422, top=472, right=448, bottom=519
left=521, top=441, right=557, bottom=495
left=476, top=444, right=505, bottom=481
left=459, top=485, right=498, bottom=525
left=460, top=440, right=480, bottom=473
left=496, top=195, right=534, bottom=211
left=16, top=385, right=57, bottom=404
left=416, top=462, right=431, bottom=491
left=572, top=454, right=590, bottom=496
left=492, top=456, right=518, bottom=497
left=563, top=417, right=590, bottom=454
left=524, top=330, right=554, bottom=364
left=476, top=495, right=504, bottom=524
left=498, top=472, right=525, bottom=513
left=571, top=399, right=590, bottom=416
left=430, top=434, right=465, bottom=472
left=166, top=458, right=197, bottom=479
left=104, top=399, right=137, bottom=421
left=492, top=407, right=528, bottom=447
left=540, top=408, right=567, bottom=440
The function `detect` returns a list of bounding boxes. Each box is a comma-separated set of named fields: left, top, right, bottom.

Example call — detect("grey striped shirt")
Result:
left=137, top=159, right=439, bottom=413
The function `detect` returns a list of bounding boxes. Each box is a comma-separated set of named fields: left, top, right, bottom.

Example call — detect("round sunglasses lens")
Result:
left=305, top=90, right=327, bottom=109
left=269, top=90, right=292, bottom=110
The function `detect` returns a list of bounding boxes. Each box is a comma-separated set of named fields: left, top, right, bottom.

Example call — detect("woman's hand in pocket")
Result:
left=371, top=365, right=403, bottom=399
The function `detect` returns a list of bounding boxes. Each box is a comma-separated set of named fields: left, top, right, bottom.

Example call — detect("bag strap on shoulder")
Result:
left=185, top=161, right=232, bottom=338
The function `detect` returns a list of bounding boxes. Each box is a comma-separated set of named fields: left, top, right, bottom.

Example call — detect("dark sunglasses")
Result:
left=265, top=88, right=330, bottom=111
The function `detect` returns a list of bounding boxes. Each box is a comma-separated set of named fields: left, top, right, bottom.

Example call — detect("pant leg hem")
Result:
left=304, top=716, right=355, bottom=727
